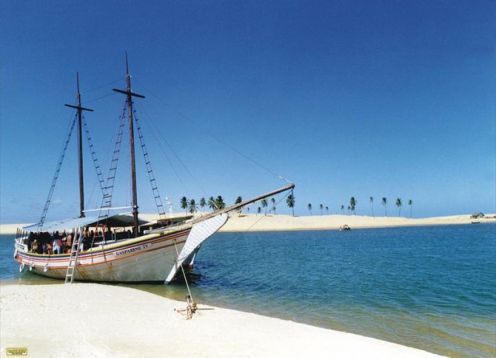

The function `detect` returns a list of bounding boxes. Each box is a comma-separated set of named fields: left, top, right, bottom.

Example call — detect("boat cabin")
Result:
left=16, top=213, right=152, bottom=255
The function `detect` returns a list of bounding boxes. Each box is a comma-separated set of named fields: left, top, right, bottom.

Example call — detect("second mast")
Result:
left=113, top=54, right=145, bottom=237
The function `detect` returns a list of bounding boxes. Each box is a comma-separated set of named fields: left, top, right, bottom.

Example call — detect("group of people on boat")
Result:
left=26, top=227, right=135, bottom=255
left=27, top=231, right=73, bottom=254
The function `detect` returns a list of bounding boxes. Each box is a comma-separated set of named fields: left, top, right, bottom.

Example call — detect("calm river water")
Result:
left=1, top=224, right=495, bottom=357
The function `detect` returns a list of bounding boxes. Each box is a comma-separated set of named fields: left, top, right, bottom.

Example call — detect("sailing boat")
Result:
left=13, top=57, right=294, bottom=283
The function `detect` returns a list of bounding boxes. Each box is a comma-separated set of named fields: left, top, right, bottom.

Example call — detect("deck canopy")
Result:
left=23, top=213, right=149, bottom=232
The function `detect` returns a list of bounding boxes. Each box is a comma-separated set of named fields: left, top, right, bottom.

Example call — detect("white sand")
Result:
left=0, top=284, right=442, bottom=357
left=1, top=213, right=494, bottom=235
left=0, top=223, right=31, bottom=235
left=219, top=213, right=495, bottom=232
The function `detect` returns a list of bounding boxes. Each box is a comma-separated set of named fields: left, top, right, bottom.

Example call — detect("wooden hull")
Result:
left=14, top=228, right=191, bottom=282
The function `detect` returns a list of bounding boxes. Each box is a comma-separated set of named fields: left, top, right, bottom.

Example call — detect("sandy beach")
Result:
left=1, top=213, right=493, bottom=235
left=0, top=283, right=442, bottom=357
left=0, top=224, right=30, bottom=235
left=219, top=213, right=496, bottom=232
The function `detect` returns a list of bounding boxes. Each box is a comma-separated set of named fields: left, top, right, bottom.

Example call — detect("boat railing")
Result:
left=14, top=228, right=29, bottom=255
left=15, top=228, right=28, bottom=243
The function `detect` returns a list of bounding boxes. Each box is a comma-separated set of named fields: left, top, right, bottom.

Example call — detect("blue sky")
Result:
left=1, top=1, right=495, bottom=223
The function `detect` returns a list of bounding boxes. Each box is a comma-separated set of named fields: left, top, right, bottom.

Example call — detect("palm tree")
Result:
left=261, top=199, right=268, bottom=215
left=307, top=203, right=312, bottom=215
left=235, top=196, right=243, bottom=214
left=199, top=197, right=206, bottom=211
left=215, top=195, right=225, bottom=210
left=257, top=206, right=261, bottom=214
left=325, top=206, right=329, bottom=214
left=189, top=199, right=196, bottom=214
left=319, top=204, right=324, bottom=215
left=396, top=198, right=402, bottom=216
left=408, top=199, right=413, bottom=218
left=286, top=194, right=295, bottom=216
left=350, top=197, right=356, bottom=215
left=208, top=196, right=216, bottom=211
left=370, top=196, right=374, bottom=217
left=271, top=198, right=276, bottom=214
left=382, top=197, right=387, bottom=216
left=340, top=204, right=344, bottom=214
left=347, top=205, right=351, bottom=215
left=180, top=196, right=188, bottom=213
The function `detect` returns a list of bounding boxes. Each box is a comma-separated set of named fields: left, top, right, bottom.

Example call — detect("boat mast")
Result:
left=65, top=73, right=93, bottom=218
left=113, top=53, right=145, bottom=237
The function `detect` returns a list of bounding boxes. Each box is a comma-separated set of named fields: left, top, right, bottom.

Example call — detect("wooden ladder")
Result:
left=65, top=227, right=82, bottom=284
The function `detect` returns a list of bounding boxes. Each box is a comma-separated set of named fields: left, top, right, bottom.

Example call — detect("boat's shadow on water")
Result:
left=9, top=265, right=206, bottom=300
left=111, top=269, right=207, bottom=302
left=6, top=270, right=61, bottom=285
left=11, top=258, right=207, bottom=283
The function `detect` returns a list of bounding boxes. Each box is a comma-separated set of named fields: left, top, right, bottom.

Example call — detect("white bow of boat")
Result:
left=165, top=213, right=228, bottom=283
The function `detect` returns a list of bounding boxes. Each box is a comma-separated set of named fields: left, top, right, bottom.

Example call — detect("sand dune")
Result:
left=0, top=283, right=442, bottom=357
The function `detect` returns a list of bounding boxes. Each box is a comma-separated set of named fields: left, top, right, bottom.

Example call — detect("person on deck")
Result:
left=80, top=233, right=87, bottom=252
left=52, top=238, right=61, bottom=254
left=57, top=237, right=62, bottom=253
left=46, top=242, right=53, bottom=255
left=31, top=239, right=38, bottom=253
left=65, top=234, right=73, bottom=253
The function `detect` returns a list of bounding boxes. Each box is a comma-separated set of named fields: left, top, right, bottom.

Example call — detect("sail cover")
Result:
left=165, top=213, right=228, bottom=283
left=23, top=213, right=148, bottom=232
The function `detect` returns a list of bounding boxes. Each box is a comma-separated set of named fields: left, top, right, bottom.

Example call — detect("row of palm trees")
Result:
left=258, top=198, right=278, bottom=215
left=180, top=195, right=227, bottom=214
left=322, top=196, right=414, bottom=217
left=178, top=194, right=295, bottom=217
left=179, top=194, right=413, bottom=217
left=371, top=197, right=414, bottom=217
left=303, top=197, right=414, bottom=217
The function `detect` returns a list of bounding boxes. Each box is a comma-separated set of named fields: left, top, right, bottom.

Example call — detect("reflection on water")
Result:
left=2, top=224, right=495, bottom=358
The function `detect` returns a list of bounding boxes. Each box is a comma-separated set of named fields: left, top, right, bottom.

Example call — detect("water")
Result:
left=1, top=224, right=495, bottom=357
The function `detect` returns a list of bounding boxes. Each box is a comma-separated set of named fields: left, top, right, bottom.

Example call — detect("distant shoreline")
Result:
left=219, top=213, right=496, bottom=233
left=1, top=213, right=494, bottom=235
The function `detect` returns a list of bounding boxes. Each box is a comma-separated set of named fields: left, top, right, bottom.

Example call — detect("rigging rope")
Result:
left=85, top=92, right=116, bottom=104
left=172, top=238, right=196, bottom=319
left=139, top=108, right=187, bottom=190
left=238, top=190, right=292, bottom=232
left=133, top=109, right=166, bottom=217
left=210, top=134, right=293, bottom=184
left=82, top=115, right=107, bottom=197
left=140, top=108, right=208, bottom=197
left=82, top=78, right=123, bottom=94
left=97, top=103, right=128, bottom=219
left=37, top=114, right=78, bottom=230
left=141, top=88, right=293, bottom=185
